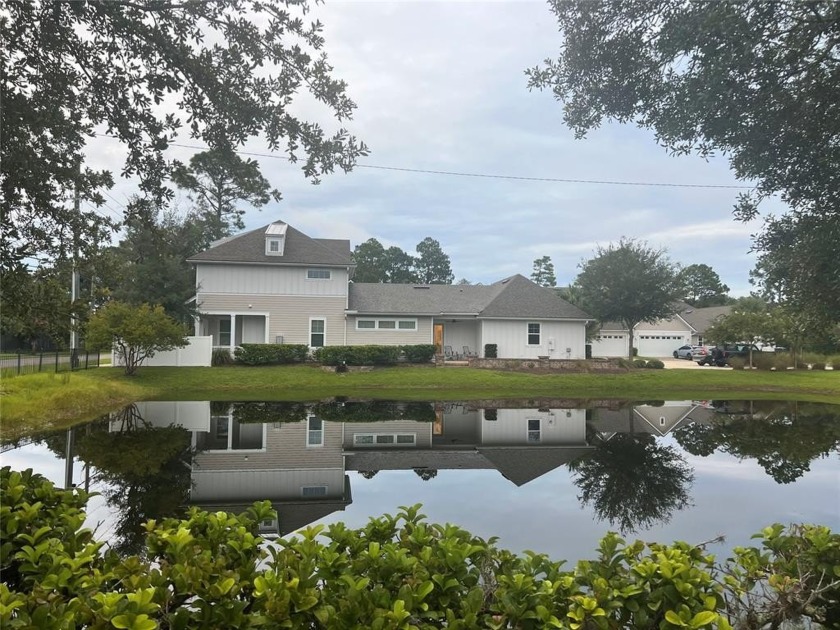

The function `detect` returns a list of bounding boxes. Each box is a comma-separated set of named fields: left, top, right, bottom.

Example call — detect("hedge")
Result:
left=234, top=343, right=309, bottom=365
left=401, top=344, right=437, bottom=364
left=2, top=467, right=838, bottom=630
left=314, top=345, right=402, bottom=366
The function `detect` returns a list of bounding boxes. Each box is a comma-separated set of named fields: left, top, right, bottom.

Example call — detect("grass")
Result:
left=1, top=363, right=838, bottom=441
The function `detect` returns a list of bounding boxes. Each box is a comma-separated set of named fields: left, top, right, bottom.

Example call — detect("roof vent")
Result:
left=413, top=285, right=430, bottom=290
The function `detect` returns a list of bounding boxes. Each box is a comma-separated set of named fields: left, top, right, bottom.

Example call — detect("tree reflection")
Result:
left=73, top=405, right=193, bottom=555
left=569, top=433, right=694, bottom=533
left=674, top=403, right=840, bottom=484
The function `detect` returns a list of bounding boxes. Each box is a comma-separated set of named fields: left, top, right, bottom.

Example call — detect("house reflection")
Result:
left=126, top=400, right=717, bottom=536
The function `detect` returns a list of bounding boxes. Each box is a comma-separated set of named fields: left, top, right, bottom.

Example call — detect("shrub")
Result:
left=752, top=352, right=777, bottom=370
left=211, top=347, right=234, bottom=366
left=773, top=352, right=794, bottom=371
left=646, top=359, right=664, bottom=369
left=633, top=358, right=648, bottom=368
left=728, top=356, right=747, bottom=370
left=632, top=346, right=639, bottom=356
left=811, top=361, right=827, bottom=371
left=234, top=343, right=308, bottom=365
left=2, top=467, right=838, bottom=630
left=315, top=345, right=401, bottom=366
left=484, top=343, right=497, bottom=358
left=400, top=344, right=437, bottom=363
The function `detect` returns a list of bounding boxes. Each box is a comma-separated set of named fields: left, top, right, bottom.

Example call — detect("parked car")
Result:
left=673, top=345, right=699, bottom=359
left=696, top=343, right=763, bottom=367
left=691, top=346, right=712, bottom=362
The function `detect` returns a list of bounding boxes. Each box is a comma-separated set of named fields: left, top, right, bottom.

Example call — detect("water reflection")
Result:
left=5, top=399, right=838, bottom=555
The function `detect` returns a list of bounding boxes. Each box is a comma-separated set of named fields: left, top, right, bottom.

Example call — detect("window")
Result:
left=355, top=318, right=418, bottom=331
left=353, top=433, right=416, bottom=446
left=310, top=319, right=325, bottom=347
left=307, top=268, right=331, bottom=280
left=527, top=419, right=541, bottom=443
left=265, top=237, right=284, bottom=255
left=219, top=319, right=231, bottom=346
left=301, top=486, right=327, bottom=497
left=527, top=323, right=541, bottom=345
left=269, top=240, right=279, bottom=252
left=307, top=416, right=323, bottom=447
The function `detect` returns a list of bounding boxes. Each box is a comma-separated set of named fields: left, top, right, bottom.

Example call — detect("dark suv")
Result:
left=697, top=343, right=762, bottom=367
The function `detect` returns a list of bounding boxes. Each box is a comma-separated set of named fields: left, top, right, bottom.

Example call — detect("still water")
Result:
left=3, top=399, right=838, bottom=563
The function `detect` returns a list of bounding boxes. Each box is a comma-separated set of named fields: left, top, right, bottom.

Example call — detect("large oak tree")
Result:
left=529, top=0, right=840, bottom=322
left=2, top=0, right=367, bottom=276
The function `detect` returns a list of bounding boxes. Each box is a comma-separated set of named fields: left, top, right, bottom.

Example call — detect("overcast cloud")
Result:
left=89, top=0, right=791, bottom=295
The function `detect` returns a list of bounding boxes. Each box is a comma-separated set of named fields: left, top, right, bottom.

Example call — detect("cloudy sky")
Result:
left=92, top=0, right=789, bottom=295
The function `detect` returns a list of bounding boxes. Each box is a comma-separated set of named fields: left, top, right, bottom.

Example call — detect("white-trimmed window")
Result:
left=265, top=237, right=284, bottom=256
left=353, top=433, right=416, bottom=446
left=307, top=268, right=331, bottom=280
left=527, top=323, right=541, bottom=345
left=219, top=319, right=231, bottom=346
left=355, top=318, right=417, bottom=331
left=301, top=486, right=327, bottom=497
left=310, top=318, right=325, bottom=347
left=307, top=416, right=324, bottom=447
left=527, top=419, right=541, bottom=443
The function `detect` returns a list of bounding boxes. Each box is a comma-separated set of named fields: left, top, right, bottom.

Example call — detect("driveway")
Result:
left=660, top=358, right=731, bottom=370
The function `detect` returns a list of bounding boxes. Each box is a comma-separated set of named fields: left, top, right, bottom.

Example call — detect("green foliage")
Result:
left=352, top=238, right=455, bottom=284
left=211, top=347, right=234, bottom=367
left=85, top=301, right=188, bottom=375
left=3, top=467, right=838, bottom=629
left=230, top=402, right=310, bottom=424
left=633, top=359, right=648, bottom=368
left=314, top=345, right=402, bottom=366
left=484, top=344, right=498, bottom=358
left=233, top=343, right=309, bottom=366
left=311, top=401, right=436, bottom=423
left=576, top=239, right=681, bottom=361
left=415, top=237, right=455, bottom=285
left=2, top=0, right=366, bottom=279
left=646, top=359, right=665, bottom=370
left=528, top=1, right=839, bottom=325
left=676, top=264, right=731, bottom=307
left=531, top=255, right=557, bottom=288
left=401, top=344, right=438, bottom=364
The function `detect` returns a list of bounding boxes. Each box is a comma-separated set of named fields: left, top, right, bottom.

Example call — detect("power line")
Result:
left=94, top=134, right=752, bottom=191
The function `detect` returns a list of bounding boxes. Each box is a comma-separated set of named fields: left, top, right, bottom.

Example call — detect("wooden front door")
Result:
left=433, top=324, right=444, bottom=353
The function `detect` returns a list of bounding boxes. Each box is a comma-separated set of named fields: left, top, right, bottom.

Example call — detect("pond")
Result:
left=3, top=398, right=838, bottom=563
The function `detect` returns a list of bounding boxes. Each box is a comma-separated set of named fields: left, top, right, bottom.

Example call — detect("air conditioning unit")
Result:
left=275, top=335, right=284, bottom=344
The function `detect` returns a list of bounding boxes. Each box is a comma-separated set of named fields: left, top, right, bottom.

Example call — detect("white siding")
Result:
left=345, top=316, right=434, bottom=346
left=191, top=469, right=346, bottom=502
left=481, top=409, right=587, bottom=445
left=196, top=263, right=349, bottom=297
left=480, top=319, right=586, bottom=359
left=437, top=321, right=479, bottom=356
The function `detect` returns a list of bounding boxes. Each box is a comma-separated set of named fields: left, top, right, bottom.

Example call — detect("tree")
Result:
left=0, top=266, right=75, bottom=351
left=705, top=307, right=777, bottom=366
left=531, top=256, right=557, bottom=288
left=85, top=301, right=187, bottom=375
left=171, top=147, right=281, bottom=241
left=385, top=246, right=419, bottom=284
left=677, top=264, right=731, bottom=307
left=576, top=239, right=681, bottom=359
left=2, top=0, right=367, bottom=276
left=569, top=432, right=694, bottom=533
left=528, top=1, right=840, bottom=322
left=352, top=238, right=390, bottom=283
left=414, top=237, right=454, bottom=284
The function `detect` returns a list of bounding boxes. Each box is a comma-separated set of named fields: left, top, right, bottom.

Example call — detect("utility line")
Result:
left=93, top=134, right=751, bottom=191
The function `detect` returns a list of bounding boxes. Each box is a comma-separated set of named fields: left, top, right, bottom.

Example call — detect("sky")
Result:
left=88, top=0, right=790, bottom=296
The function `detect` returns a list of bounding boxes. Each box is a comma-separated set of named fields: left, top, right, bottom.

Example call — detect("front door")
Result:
left=433, top=324, right=444, bottom=353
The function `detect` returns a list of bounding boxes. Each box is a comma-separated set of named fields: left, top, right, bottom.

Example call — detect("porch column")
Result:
left=230, top=313, right=237, bottom=352
left=193, top=316, right=200, bottom=337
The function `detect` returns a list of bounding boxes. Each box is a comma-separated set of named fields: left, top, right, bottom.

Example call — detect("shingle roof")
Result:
left=349, top=274, right=591, bottom=320
left=187, top=220, right=353, bottom=266
left=679, top=305, right=732, bottom=333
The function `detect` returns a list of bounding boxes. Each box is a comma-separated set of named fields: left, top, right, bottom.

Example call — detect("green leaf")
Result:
left=689, top=611, right=717, bottom=628
left=665, top=610, right=686, bottom=627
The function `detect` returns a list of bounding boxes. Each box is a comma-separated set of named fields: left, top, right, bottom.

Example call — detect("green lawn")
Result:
left=1, top=364, right=838, bottom=441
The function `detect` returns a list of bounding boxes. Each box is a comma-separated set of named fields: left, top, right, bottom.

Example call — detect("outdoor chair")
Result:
left=444, top=345, right=456, bottom=360
left=462, top=346, right=477, bottom=358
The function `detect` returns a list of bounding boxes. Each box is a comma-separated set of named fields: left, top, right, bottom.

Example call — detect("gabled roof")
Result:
left=349, top=274, right=591, bottom=320
left=187, top=220, right=353, bottom=267
left=678, top=305, right=732, bottom=334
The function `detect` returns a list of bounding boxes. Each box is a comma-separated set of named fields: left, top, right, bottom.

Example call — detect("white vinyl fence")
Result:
left=112, top=336, right=213, bottom=367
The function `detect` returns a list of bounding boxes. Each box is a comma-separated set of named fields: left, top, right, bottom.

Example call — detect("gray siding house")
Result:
left=188, top=220, right=592, bottom=359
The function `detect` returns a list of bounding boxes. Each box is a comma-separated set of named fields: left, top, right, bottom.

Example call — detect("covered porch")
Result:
left=195, top=312, right=269, bottom=352
left=433, top=318, right=481, bottom=360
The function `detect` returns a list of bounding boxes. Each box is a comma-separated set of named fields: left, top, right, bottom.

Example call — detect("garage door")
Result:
left=590, top=333, right=628, bottom=357
left=637, top=333, right=690, bottom=357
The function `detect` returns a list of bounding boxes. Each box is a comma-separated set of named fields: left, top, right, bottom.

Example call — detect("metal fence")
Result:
left=0, top=350, right=101, bottom=376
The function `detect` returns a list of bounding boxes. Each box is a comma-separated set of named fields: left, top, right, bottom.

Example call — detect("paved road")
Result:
left=660, top=357, right=731, bottom=370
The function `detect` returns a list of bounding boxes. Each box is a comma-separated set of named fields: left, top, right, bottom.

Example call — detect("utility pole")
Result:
left=70, top=170, right=81, bottom=366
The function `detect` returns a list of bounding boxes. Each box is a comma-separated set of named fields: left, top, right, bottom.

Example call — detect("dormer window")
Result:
left=265, top=222, right=287, bottom=256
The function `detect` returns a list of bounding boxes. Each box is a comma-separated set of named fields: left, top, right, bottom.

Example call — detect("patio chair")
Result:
left=444, top=345, right=456, bottom=360
left=462, top=345, right=477, bottom=358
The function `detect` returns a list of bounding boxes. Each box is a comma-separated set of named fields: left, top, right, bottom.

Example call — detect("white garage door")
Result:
left=637, top=333, right=690, bottom=357
left=590, top=333, right=628, bottom=357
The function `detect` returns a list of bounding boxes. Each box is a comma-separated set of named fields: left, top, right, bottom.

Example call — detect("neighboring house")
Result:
left=188, top=220, right=592, bottom=360
left=589, top=304, right=732, bottom=358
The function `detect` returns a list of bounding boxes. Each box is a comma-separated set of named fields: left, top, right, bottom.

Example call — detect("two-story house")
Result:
left=187, top=220, right=592, bottom=360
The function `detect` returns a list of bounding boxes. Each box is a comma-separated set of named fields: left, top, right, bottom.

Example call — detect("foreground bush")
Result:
left=315, top=345, right=402, bottom=366
left=2, top=467, right=838, bottom=629
left=234, top=343, right=309, bottom=365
